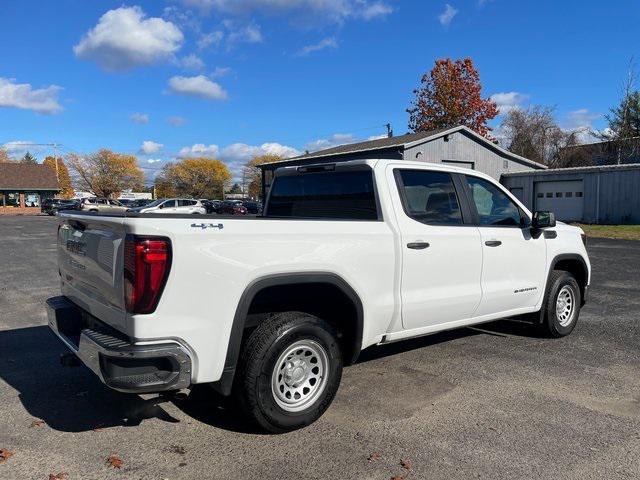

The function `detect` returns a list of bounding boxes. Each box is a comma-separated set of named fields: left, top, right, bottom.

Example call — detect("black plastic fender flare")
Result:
left=213, top=272, right=364, bottom=396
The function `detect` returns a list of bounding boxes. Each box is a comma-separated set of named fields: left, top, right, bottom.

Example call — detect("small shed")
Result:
left=502, top=164, right=640, bottom=224
left=0, top=163, right=60, bottom=215
left=259, top=125, right=546, bottom=198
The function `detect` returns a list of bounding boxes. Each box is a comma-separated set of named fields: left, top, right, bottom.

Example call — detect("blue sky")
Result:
left=1, top=0, right=639, bottom=181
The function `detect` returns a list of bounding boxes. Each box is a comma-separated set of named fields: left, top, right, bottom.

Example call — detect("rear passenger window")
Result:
left=266, top=168, right=379, bottom=220
left=178, top=199, right=196, bottom=206
left=396, top=170, right=462, bottom=225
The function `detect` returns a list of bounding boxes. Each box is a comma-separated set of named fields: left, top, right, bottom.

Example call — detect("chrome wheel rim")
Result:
left=271, top=339, right=329, bottom=412
left=556, top=285, right=575, bottom=327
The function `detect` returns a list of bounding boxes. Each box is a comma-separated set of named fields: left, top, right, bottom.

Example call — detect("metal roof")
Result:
left=260, top=125, right=546, bottom=170
left=503, top=163, right=640, bottom=176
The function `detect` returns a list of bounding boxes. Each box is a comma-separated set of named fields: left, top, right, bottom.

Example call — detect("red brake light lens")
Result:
left=124, top=236, right=171, bottom=314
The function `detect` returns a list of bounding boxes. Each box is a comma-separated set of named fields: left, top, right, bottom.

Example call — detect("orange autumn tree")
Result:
left=407, top=57, right=498, bottom=139
left=43, top=156, right=74, bottom=199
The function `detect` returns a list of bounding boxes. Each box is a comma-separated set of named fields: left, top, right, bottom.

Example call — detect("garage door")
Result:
left=535, top=181, right=584, bottom=221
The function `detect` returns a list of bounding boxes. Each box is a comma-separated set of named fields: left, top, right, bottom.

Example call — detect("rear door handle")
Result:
left=485, top=240, right=502, bottom=247
left=407, top=242, right=430, bottom=250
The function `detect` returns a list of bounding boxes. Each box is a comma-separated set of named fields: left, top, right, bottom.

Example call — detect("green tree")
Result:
left=20, top=151, right=37, bottom=164
left=228, top=183, right=242, bottom=194
left=596, top=62, right=640, bottom=163
left=68, top=149, right=145, bottom=197
left=43, top=156, right=74, bottom=199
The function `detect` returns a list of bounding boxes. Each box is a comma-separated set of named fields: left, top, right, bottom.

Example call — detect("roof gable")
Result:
left=0, top=163, right=60, bottom=190
left=261, top=125, right=546, bottom=170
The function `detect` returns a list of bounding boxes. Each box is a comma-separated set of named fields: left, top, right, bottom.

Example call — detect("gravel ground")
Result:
left=1, top=216, right=639, bottom=480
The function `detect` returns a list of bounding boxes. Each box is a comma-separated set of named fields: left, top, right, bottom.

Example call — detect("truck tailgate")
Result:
left=57, top=214, right=128, bottom=333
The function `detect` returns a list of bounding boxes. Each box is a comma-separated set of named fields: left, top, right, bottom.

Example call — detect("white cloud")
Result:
left=178, top=140, right=300, bottom=179
left=359, top=2, right=394, bottom=20
left=296, top=37, right=337, bottom=56
left=140, top=140, right=164, bottom=154
left=563, top=108, right=601, bottom=142
left=225, top=22, right=263, bottom=46
left=74, top=6, right=184, bottom=71
left=438, top=4, right=458, bottom=26
left=2, top=140, right=37, bottom=153
left=168, top=116, right=187, bottom=126
left=168, top=75, right=228, bottom=100
left=211, top=66, right=232, bottom=78
left=147, top=158, right=163, bottom=164
left=221, top=142, right=300, bottom=162
left=367, top=134, right=387, bottom=140
left=304, top=133, right=356, bottom=152
left=130, top=112, right=150, bottom=124
left=0, top=77, right=62, bottom=114
left=178, top=143, right=220, bottom=158
left=198, top=31, right=224, bottom=50
left=180, top=0, right=393, bottom=23
left=490, top=92, right=530, bottom=114
left=180, top=53, right=205, bottom=70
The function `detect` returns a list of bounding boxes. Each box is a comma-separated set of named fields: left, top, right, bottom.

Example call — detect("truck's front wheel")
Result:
left=235, top=312, right=343, bottom=432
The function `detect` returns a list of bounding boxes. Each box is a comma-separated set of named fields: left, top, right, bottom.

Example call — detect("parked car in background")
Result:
left=78, top=198, right=128, bottom=214
left=218, top=200, right=248, bottom=215
left=243, top=201, right=263, bottom=215
left=41, top=198, right=79, bottom=215
left=129, top=199, right=153, bottom=208
left=117, top=199, right=135, bottom=207
left=129, top=198, right=206, bottom=214
left=199, top=199, right=219, bottom=214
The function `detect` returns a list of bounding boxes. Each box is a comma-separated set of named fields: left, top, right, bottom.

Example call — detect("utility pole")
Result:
left=53, top=143, right=59, bottom=181
left=385, top=123, right=393, bottom=138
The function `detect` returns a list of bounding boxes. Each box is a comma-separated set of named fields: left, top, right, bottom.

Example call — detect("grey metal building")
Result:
left=502, top=164, right=640, bottom=224
left=259, top=125, right=546, bottom=197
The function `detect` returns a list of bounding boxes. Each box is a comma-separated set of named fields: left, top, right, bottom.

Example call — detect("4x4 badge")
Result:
left=191, top=223, right=224, bottom=230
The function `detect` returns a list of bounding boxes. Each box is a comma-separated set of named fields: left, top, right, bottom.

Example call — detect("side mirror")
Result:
left=532, top=211, right=556, bottom=229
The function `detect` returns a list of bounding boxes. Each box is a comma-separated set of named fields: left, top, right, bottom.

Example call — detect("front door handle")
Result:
left=485, top=240, right=502, bottom=247
left=407, top=242, right=430, bottom=250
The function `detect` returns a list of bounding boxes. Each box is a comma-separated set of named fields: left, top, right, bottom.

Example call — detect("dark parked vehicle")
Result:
left=41, top=198, right=79, bottom=215
left=117, top=199, right=135, bottom=206
left=200, top=199, right=221, bottom=214
left=242, top=201, right=263, bottom=215
left=218, top=200, right=248, bottom=215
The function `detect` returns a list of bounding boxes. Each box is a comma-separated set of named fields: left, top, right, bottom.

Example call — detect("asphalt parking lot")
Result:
left=1, top=216, right=639, bottom=480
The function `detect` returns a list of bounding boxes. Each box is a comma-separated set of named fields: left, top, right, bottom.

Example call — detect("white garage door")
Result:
left=535, top=181, right=584, bottom=221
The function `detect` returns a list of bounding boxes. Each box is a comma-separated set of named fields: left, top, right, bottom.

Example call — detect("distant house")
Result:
left=258, top=125, right=546, bottom=198
left=560, top=137, right=640, bottom=166
left=0, top=163, right=60, bottom=215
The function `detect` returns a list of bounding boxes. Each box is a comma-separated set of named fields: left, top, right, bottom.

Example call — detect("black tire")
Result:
left=540, top=270, right=582, bottom=338
left=235, top=312, right=343, bottom=433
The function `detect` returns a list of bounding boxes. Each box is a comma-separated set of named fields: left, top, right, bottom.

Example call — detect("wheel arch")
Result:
left=543, top=254, right=589, bottom=315
left=214, top=272, right=364, bottom=396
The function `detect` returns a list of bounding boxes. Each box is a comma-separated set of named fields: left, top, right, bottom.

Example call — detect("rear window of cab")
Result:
left=266, top=169, right=379, bottom=220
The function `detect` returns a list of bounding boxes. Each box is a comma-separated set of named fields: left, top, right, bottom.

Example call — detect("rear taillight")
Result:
left=124, top=236, right=171, bottom=314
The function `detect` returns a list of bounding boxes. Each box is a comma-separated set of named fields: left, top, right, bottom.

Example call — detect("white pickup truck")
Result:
left=47, top=159, right=590, bottom=432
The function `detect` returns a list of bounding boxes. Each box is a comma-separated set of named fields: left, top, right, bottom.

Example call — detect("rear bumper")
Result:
left=47, top=296, right=192, bottom=393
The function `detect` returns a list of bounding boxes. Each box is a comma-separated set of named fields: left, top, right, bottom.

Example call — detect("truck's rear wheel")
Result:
left=540, top=270, right=582, bottom=338
left=235, top=312, right=342, bottom=433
